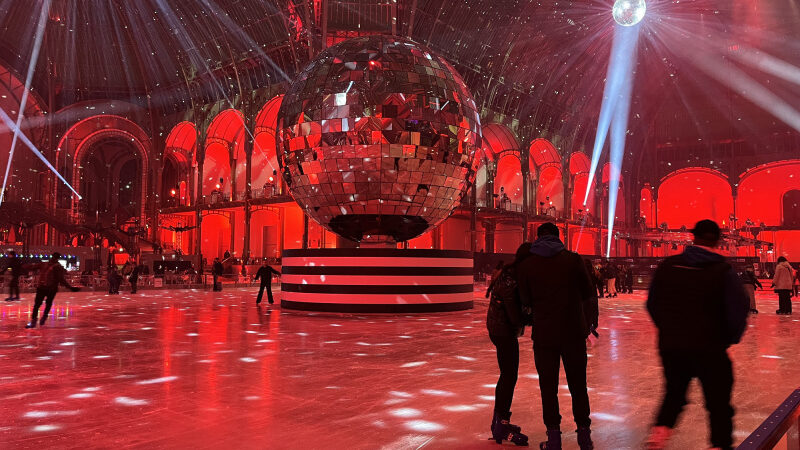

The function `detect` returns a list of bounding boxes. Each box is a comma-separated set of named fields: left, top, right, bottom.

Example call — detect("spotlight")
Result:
left=613, top=0, right=646, bottom=27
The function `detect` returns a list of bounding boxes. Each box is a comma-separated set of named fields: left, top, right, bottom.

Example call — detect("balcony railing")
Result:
left=738, top=388, right=800, bottom=449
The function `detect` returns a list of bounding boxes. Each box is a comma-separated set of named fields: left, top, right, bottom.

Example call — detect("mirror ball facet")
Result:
left=276, top=35, right=482, bottom=243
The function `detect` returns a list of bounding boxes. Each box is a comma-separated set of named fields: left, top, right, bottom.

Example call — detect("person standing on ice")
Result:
left=254, top=261, right=280, bottom=305
left=645, top=220, right=749, bottom=450
left=517, top=222, right=595, bottom=450
left=485, top=242, right=530, bottom=446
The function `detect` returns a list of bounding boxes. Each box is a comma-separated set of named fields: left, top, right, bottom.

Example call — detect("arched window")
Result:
left=783, top=190, right=800, bottom=228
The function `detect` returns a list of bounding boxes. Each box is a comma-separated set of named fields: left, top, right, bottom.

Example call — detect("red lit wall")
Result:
left=640, top=187, right=654, bottom=227
left=253, top=132, right=279, bottom=191
left=774, top=230, right=800, bottom=262
left=571, top=173, right=596, bottom=219
left=495, top=223, right=522, bottom=254
left=570, top=227, right=596, bottom=256
left=200, top=214, right=231, bottom=259
left=658, top=169, right=733, bottom=228
left=536, top=166, right=564, bottom=214
left=203, top=143, right=231, bottom=196
left=737, top=161, right=800, bottom=226
left=495, top=155, right=523, bottom=206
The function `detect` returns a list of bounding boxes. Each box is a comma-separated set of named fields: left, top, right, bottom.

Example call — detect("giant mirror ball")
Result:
left=276, top=35, right=482, bottom=243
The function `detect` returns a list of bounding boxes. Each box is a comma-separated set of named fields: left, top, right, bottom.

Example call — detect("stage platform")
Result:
left=0, top=287, right=798, bottom=449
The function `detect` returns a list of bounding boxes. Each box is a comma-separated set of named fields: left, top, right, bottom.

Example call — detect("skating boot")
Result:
left=491, top=411, right=522, bottom=434
left=539, top=429, right=561, bottom=449
left=576, top=427, right=593, bottom=450
left=491, top=412, right=528, bottom=446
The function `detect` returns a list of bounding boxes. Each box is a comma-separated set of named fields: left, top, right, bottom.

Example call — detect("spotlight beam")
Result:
left=0, top=107, right=80, bottom=199
left=0, top=0, right=51, bottom=205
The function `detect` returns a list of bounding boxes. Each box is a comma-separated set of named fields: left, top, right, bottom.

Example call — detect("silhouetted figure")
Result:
left=212, top=258, right=224, bottom=291
left=4, top=251, right=22, bottom=301
left=517, top=223, right=595, bottom=450
left=583, top=259, right=600, bottom=340
left=486, top=243, right=530, bottom=446
left=107, top=267, right=122, bottom=294
left=129, top=265, right=140, bottom=294
left=773, top=256, right=794, bottom=314
left=646, top=220, right=749, bottom=450
left=486, top=261, right=505, bottom=298
left=603, top=262, right=617, bottom=298
left=26, top=253, right=79, bottom=328
left=223, top=250, right=231, bottom=260
left=623, top=265, right=634, bottom=293
left=740, top=267, right=762, bottom=314
left=254, top=262, right=281, bottom=305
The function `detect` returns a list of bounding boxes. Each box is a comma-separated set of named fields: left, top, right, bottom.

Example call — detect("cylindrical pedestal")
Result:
left=280, top=249, right=473, bottom=313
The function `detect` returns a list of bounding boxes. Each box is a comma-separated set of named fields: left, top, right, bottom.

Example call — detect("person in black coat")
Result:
left=212, top=258, right=224, bottom=291
left=645, top=220, right=749, bottom=450
left=4, top=251, right=22, bottom=301
left=583, top=259, right=600, bottom=339
left=26, top=253, right=80, bottom=328
left=486, top=243, right=530, bottom=446
left=128, top=265, right=140, bottom=294
left=740, top=267, right=762, bottom=314
left=517, top=223, right=595, bottom=450
left=254, top=262, right=281, bottom=305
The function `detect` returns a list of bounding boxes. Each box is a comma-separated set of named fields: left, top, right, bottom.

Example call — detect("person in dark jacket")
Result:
left=107, top=267, right=121, bottom=294
left=486, top=243, right=530, bottom=446
left=583, top=259, right=600, bottom=339
left=26, top=253, right=79, bottom=328
left=645, top=220, right=749, bottom=450
left=129, top=264, right=140, bottom=294
left=212, top=258, right=224, bottom=291
left=517, top=223, right=595, bottom=450
left=254, top=262, right=281, bottom=305
left=623, top=265, right=634, bottom=294
left=4, top=251, right=22, bottom=301
left=603, top=262, right=617, bottom=298
left=740, top=267, right=762, bottom=314
left=486, top=260, right=505, bottom=298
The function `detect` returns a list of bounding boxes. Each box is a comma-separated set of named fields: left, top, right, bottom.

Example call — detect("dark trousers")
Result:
left=8, top=276, right=19, bottom=298
left=212, top=274, right=220, bottom=291
left=777, top=289, right=792, bottom=313
left=596, top=282, right=604, bottom=298
left=32, top=286, right=57, bottom=324
left=533, top=340, right=591, bottom=430
left=130, top=280, right=137, bottom=294
left=656, top=349, right=734, bottom=448
left=257, top=283, right=274, bottom=304
left=490, top=334, right=519, bottom=416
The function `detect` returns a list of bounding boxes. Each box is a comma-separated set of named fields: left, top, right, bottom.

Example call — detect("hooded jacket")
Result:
left=486, top=264, right=525, bottom=337
left=517, top=235, right=594, bottom=345
left=773, top=261, right=794, bottom=291
left=647, top=246, right=749, bottom=351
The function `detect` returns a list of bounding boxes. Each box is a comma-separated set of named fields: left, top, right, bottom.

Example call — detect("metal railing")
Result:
left=738, top=388, right=800, bottom=449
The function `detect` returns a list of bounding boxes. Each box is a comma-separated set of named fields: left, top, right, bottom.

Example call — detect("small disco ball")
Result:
left=613, top=0, right=646, bottom=26
left=276, top=35, right=482, bottom=243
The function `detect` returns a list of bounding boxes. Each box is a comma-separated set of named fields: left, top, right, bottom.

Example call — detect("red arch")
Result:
left=529, top=138, right=560, bottom=168
left=165, top=121, right=196, bottom=167
left=658, top=168, right=732, bottom=228
left=253, top=95, right=283, bottom=190
left=206, top=109, right=245, bottom=161
left=495, top=154, right=523, bottom=206
left=569, top=152, right=590, bottom=175
left=482, top=123, right=520, bottom=155
left=738, top=160, right=800, bottom=226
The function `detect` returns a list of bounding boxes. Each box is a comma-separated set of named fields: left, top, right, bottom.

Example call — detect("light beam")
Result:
left=0, top=0, right=52, bottom=205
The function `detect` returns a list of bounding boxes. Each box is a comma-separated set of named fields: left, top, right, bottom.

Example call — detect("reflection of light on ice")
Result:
left=404, top=420, right=444, bottom=432
left=442, top=405, right=478, bottom=412
left=389, top=408, right=421, bottom=418
left=420, top=389, right=454, bottom=397
left=592, top=412, right=625, bottom=423
left=136, top=376, right=178, bottom=385
left=389, top=391, right=413, bottom=398
left=32, top=425, right=61, bottom=432
left=114, top=397, right=149, bottom=406
left=400, top=361, right=427, bottom=368
left=761, top=355, right=784, bottom=359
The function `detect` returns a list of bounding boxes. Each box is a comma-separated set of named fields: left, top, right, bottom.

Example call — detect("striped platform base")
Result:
left=280, top=249, right=474, bottom=313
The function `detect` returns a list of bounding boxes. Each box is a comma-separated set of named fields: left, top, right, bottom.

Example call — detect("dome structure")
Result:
left=276, top=35, right=481, bottom=243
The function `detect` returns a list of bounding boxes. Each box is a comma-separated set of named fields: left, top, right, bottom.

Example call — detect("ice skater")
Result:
left=740, top=267, right=762, bottom=314
left=26, top=253, right=80, bottom=328
left=129, top=264, right=140, bottom=294
left=255, top=261, right=281, bottom=305
left=645, top=220, right=749, bottom=450
left=517, top=223, right=595, bottom=450
left=772, top=256, right=794, bottom=315
left=4, top=251, right=22, bottom=301
left=485, top=243, right=530, bottom=446
left=212, top=258, right=224, bottom=291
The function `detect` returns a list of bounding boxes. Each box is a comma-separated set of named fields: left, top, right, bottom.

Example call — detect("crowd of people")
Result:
left=484, top=220, right=764, bottom=449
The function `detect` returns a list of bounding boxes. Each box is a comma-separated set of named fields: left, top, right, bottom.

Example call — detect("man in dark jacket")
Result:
left=517, top=223, right=595, bottom=450
left=129, top=264, right=140, bottom=294
left=4, top=251, right=22, bottom=301
left=26, top=253, right=80, bottom=328
left=645, top=220, right=749, bottom=450
left=212, top=258, right=224, bottom=291
left=254, top=262, right=281, bottom=305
